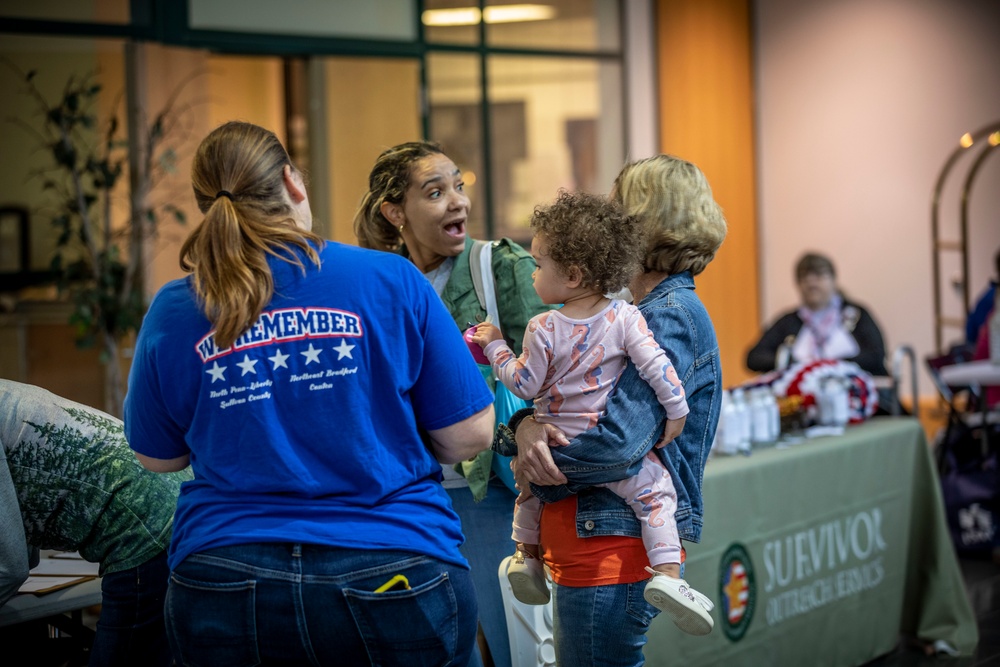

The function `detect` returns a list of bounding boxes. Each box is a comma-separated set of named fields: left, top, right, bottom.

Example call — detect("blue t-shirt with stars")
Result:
left=124, top=241, right=493, bottom=570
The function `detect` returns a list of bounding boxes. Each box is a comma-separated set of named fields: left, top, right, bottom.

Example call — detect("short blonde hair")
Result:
left=612, top=155, right=727, bottom=276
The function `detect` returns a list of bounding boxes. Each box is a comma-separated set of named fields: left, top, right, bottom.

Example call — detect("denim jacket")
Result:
left=495, top=272, right=722, bottom=542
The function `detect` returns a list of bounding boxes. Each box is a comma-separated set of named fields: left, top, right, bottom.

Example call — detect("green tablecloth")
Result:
left=644, top=417, right=978, bottom=666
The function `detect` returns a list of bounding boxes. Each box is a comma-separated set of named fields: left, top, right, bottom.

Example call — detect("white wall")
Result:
left=754, top=0, right=1000, bottom=398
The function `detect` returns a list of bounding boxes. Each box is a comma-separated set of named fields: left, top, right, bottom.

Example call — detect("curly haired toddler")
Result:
left=472, top=190, right=714, bottom=635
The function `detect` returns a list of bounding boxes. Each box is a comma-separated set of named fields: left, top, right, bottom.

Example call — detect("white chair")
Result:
left=497, top=556, right=556, bottom=667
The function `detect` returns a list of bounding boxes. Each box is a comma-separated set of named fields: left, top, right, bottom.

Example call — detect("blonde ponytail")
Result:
left=181, top=122, right=323, bottom=349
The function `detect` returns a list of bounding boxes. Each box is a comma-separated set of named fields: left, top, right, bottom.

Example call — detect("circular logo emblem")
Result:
left=718, top=542, right=756, bottom=642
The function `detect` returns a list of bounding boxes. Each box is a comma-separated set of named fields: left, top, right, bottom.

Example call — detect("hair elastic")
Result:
left=215, top=190, right=234, bottom=201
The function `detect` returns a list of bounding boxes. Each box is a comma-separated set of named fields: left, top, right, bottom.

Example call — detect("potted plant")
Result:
left=8, top=61, right=193, bottom=415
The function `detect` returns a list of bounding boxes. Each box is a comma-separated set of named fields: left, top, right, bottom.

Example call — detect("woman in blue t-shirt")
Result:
left=124, top=121, right=495, bottom=666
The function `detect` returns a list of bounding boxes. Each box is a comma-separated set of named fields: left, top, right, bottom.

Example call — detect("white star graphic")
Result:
left=236, top=354, right=259, bottom=376
left=206, top=361, right=226, bottom=383
left=301, top=343, right=322, bottom=365
left=268, top=349, right=289, bottom=369
left=333, top=340, right=356, bottom=360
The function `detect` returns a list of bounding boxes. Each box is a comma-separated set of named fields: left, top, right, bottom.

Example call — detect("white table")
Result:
left=939, top=360, right=1000, bottom=387
left=0, top=577, right=101, bottom=628
left=0, top=577, right=99, bottom=665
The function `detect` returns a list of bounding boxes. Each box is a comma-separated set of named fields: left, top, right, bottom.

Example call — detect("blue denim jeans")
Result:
left=89, top=550, right=173, bottom=667
left=551, top=580, right=659, bottom=667
left=165, top=543, right=478, bottom=667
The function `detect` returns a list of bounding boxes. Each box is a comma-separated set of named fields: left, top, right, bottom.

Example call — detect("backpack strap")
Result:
left=469, top=240, right=500, bottom=328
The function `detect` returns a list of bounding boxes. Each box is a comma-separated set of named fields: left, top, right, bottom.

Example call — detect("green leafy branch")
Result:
left=5, top=58, right=195, bottom=413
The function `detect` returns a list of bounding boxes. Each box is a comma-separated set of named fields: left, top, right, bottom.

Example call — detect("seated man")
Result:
left=0, top=379, right=190, bottom=666
left=746, top=252, right=888, bottom=377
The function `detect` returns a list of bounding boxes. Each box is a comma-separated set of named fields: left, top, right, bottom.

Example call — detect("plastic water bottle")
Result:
left=817, top=378, right=833, bottom=426
left=830, top=378, right=850, bottom=427
left=718, top=390, right=742, bottom=455
left=709, top=418, right=722, bottom=455
left=751, top=388, right=772, bottom=445
left=767, top=389, right=782, bottom=441
left=819, top=377, right=849, bottom=427
left=731, top=387, right=752, bottom=453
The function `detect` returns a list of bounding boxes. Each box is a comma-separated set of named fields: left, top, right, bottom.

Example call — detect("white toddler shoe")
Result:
left=506, top=550, right=550, bottom=605
left=643, top=567, right=715, bottom=635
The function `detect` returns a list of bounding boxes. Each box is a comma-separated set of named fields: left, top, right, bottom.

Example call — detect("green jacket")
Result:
left=406, top=236, right=550, bottom=500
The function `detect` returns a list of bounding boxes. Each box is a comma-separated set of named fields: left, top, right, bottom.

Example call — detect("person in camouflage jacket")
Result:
left=0, top=379, right=191, bottom=666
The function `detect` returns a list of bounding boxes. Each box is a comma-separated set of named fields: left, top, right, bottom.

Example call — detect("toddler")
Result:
left=472, top=191, right=714, bottom=635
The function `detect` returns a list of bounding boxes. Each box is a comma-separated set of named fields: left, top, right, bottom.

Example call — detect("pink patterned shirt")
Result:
left=484, top=299, right=688, bottom=438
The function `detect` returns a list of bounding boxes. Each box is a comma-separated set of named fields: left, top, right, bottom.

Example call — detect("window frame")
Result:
left=0, top=0, right=627, bottom=238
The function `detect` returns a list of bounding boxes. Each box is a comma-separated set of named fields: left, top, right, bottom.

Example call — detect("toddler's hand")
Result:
left=656, top=415, right=687, bottom=448
left=514, top=479, right=535, bottom=505
left=471, top=322, right=503, bottom=349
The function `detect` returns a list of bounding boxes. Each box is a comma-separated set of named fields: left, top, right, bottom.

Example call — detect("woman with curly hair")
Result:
left=471, top=190, right=713, bottom=635
left=354, top=141, right=550, bottom=667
